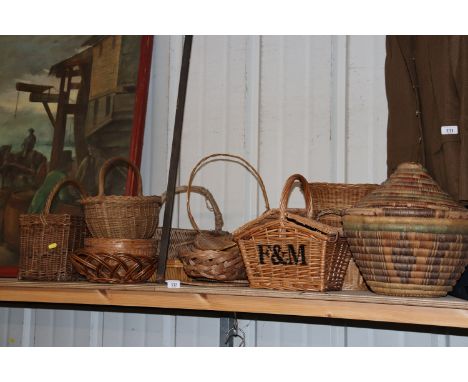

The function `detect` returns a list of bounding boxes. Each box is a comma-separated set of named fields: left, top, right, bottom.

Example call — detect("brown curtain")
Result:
left=386, top=36, right=468, bottom=204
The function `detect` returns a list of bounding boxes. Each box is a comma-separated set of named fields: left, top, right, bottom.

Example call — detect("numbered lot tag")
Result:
left=441, top=125, right=458, bottom=135
left=165, top=280, right=181, bottom=288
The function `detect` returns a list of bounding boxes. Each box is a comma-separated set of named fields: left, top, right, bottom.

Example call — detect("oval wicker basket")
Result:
left=80, top=157, right=162, bottom=239
left=19, top=179, right=88, bottom=281
left=178, top=153, right=270, bottom=282
left=151, top=185, right=224, bottom=282
left=309, top=182, right=378, bottom=291
left=71, top=238, right=158, bottom=283
left=343, top=162, right=468, bottom=297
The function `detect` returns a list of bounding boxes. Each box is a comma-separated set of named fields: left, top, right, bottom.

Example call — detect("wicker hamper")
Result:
left=343, top=162, right=468, bottom=297
left=234, top=174, right=351, bottom=291
left=151, top=185, right=224, bottom=282
left=309, top=182, right=378, bottom=290
left=178, top=153, right=270, bottom=282
left=19, top=179, right=88, bottom=281
left=80, top=157, right=162, bottom=239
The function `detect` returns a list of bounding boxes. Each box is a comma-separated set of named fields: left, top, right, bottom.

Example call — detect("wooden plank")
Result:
left=29, top=93, right=59, bottom=103
left=16, top=82, right=53, bottom=93
left=0, top=280, right=468, bottom=329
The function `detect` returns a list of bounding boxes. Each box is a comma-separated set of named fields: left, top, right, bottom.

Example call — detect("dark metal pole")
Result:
left=156, top=35, right=193, bottom=283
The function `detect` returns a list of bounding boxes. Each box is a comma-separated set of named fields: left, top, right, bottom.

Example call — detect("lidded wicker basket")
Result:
left=80, top=157, right=162, bottom=239
left=234, top=174, right=351, bottom=292
left=343, top=162, right=468, bottom=297
left=19, top=179, right=88, bottom=281
left=178, top=153, right=270, bottom=282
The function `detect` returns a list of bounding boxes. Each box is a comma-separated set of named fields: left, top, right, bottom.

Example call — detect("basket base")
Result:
left=367, top=281, right=453, bottom=297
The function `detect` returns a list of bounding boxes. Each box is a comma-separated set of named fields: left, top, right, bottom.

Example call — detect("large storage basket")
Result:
left=71, top=238, right=158, bottom=284
left=178, top=153, right=270, bottom=282
left=80, top=157, right=162, bottom=239
left=234, top=174, right=351, bottom=291
left=343, top=162, right=468, bottom=297
left=309, top=182, right=378, bottom=290
left=19, top=179, right=88, bottom=281
left=151, top=185, right=224, bottom=282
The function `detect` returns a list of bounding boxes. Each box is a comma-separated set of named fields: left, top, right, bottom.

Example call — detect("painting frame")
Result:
left=0, top=35, right=154, bottom=277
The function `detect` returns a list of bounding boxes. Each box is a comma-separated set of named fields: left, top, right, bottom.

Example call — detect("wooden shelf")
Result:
left=1, top=278, right=468, bottom=329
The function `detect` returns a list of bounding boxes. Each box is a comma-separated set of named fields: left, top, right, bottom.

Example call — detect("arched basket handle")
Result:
left=186, top=153, right=270, bottom=232
left=161, top=185, right=224, bottom=233
left=279, top=174, right=313, bottom=219
left=43, top=178, right=88, bottom=214
left=98, top=157, right=143, bottom=196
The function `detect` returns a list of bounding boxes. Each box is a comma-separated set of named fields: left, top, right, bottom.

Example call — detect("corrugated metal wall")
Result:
left=1, top=35, right=468, bottom=346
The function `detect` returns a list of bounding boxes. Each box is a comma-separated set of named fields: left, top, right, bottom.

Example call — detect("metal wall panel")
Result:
left=2, top=35, right=468, bottom=347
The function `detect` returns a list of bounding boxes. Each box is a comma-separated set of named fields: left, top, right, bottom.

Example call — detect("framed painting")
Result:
left=0, top=35, right=153, bottom=277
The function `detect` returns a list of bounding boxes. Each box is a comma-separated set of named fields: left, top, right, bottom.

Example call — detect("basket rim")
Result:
left=80, top=194, right=162, bottom=205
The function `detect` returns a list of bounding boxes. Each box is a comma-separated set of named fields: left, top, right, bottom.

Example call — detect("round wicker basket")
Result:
left=178, top=153, right=270, bottom=282
left=71, top=238, right=158, bottom=283
left=80, top=157, right=161, bottom=239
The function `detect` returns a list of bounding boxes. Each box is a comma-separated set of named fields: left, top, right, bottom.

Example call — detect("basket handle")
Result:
left=43, top=178, right=88, bottom=214
left=316, top=208, right=345, bottom=221
left=187, top=153, right=270, bottom=232
left=98, top=157, right=142, bottom=196
left=161, top=185, right=224, bottom=233
left=279, top=174, right=313, bottom=219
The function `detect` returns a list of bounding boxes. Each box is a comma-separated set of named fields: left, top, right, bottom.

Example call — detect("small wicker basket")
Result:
left=309, top=182, right=378, bottom=291
left=80, top=157, right=162, bottom=239
left=234, top=174, right=351, bottom=292
left=71, top=238, right=158, bottom=283
left=151, top=185, right=224, bottom=282
left=19, top=179, right=88, bottom=281
left=178, top=153, right=270, bottom=282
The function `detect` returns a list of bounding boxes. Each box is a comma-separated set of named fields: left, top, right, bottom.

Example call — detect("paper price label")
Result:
left=165, top=280, right=181, bottom=288
left=441, top=125, right=458, bottom=135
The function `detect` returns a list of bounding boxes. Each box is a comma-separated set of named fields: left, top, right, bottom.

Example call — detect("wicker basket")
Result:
left=178, top=153, right=270, bottom=282
left=71, top=238, right=158, bottom=283
left=234, top=174, right=351, bottom=291
left=80, top=157, right=162, bottom=239
left=343, top=162, right=468, bottom=297
left=151, top=185, right=224, bottom=282
left=18, top=179, right=88, bottom=281
left=309, top=182, right=378, bottom=291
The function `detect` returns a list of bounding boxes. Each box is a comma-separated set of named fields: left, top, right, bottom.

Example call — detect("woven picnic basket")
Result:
left=343, top=162, right=468, bottom=297
left=309, top=182, right=378, bottom=290
left=151, top=185, right=224, bottom=282
left=80, top=157, right=162, bottom=239
left=234, top=174, right=351, bottom=291
left=71, top=238, right=158, bottom=283
left=178, top=153, right=270, bottom=282
left=18, top=179, right=88, bottom=281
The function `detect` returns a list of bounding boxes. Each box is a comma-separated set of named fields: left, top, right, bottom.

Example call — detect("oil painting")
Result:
left=0, top=35, right=152, bottom=276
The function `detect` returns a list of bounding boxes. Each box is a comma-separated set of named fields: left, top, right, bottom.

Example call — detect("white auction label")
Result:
left=165, top=280, right=181, bottom=288
left=441, top=125, right=458, bottom=135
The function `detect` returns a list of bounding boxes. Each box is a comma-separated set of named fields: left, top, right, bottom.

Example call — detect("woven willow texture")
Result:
left=71, top=238, right=158, bottom=283
left=235, top=174, right=351, bottom=291
left=81, top=157, right=162, bottom=239
left=178, top=154, right=269, bottom=282
left=309, top=182, right=378, bottom=290
left=19, top=179, right=88, bottom=281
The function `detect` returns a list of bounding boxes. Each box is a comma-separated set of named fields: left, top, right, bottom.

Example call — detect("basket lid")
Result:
left=347, top=162, right=468, bottom=219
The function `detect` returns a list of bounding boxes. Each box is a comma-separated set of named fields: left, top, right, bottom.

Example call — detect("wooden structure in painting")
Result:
left=16, top=36, right=140, bottom=171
